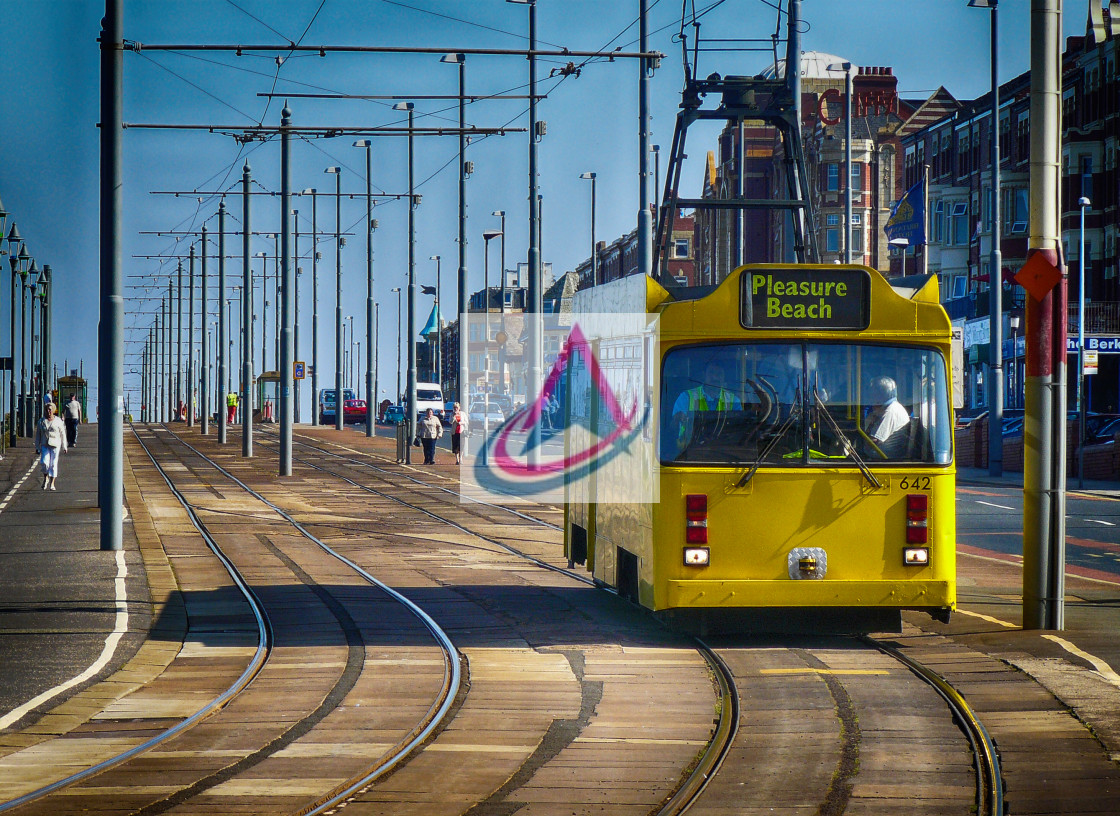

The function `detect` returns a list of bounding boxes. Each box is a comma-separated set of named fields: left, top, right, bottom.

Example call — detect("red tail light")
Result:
left=685, top=494, right=708, bottom=544
left=906, top=493, right=928, bottom=544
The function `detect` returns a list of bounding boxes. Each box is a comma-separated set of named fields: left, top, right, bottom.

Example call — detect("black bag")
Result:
left=413, top=437, right=421, bottom=447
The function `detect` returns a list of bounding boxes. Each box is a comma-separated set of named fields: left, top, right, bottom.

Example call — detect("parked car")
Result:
left=382, top=404, right=406, bottom=425
left=318, top=388, right=356, bottom=424
left=468, top=402, right=506, bottom=434
left=343, top=399, right=367, bottom=423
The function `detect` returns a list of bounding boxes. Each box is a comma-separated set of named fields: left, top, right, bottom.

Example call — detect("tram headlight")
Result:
left=683, top=547, right=710, bottom=567
left=903, top=547, right=929, bottom=566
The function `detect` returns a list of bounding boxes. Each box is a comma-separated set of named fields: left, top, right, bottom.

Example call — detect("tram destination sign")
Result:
left=741, top=267, right=871, bottom=330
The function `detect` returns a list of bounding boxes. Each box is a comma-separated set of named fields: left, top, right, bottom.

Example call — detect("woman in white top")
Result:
left=34, top=402, right=68, bottom=490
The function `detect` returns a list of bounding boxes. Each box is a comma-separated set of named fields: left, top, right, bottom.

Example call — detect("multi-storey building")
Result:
left=901, top=2, right=1120, bottom=412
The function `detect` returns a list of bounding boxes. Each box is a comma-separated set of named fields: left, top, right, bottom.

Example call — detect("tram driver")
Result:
left=863, top=375, right=911, bottom=458
left=670, top=360, right=743, bottom=453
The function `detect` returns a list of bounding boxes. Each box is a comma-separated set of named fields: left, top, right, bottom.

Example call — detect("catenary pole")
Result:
left=242, top=162, right=254, bottom=457
left=201, top=225, right=209, bottom=433
left=638, top=0, right=653, bottom=280
left=279, top=104, right=294, bottom=475
left=218, top=199, right=228, bottom=443
left=986, top=0, right=1004, bottom=477
left=98, top=0, right=124, bottom=550
left=188, top=243, right=196, bottom=428
left=1022, top=0, right=1065, bottom=630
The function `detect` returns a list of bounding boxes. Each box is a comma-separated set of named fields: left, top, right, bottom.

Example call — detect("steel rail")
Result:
left=0, top=425, right=272, bottom=813
left=261, top=426, right=563, bottom=531
left=243, top=426, right=741, bottom=815
left=148, top=427, right=463, bottom=816
left=868, top=637, right=1004, bottom=816
left=255, top=428, right=996, bottom=815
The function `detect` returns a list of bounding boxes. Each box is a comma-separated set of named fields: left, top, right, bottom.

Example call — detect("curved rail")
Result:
left=147, top=427, right=463, bottom=815
left=259, top=426, right=562, bottom=531
left=0, top=426, right=273, bottom=813
left=868, top=637, right=1004, bottom=816
left=213, top=426, right=742, bottom=814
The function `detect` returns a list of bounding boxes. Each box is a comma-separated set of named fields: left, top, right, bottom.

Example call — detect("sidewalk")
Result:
left=0, top=425, right=150, bottom=729
left=957, top=464, right=1120, bottom=498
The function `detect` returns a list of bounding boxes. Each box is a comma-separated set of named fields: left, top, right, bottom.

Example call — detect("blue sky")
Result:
left=0, top=0, right=1084, bottom=415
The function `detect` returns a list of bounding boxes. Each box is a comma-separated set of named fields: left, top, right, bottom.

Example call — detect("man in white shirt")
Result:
left=864, top=376, right=910, bottom=458
left=64, top=394, right=83, bottom=448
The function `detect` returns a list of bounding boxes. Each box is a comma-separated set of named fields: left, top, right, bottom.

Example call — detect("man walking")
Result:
left=226, top=391, right=239, bottom=424
left=63, top=393, right=82, bottom=447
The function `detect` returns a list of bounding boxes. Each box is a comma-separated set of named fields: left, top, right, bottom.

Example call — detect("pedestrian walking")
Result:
left=63, top=393, right=82, bottom=447
left=418, top=408, right=444, bottom=465
left=226, top=391, right=239, bottom=424
left=451, top=402, right=467, bottom=464
left=34, top=402, right=68, bottom=491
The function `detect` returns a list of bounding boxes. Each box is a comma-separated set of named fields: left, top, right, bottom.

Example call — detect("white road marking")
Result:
left=975, top=500, right=1015, bottom=510
left=0, top=460, right=39, bottom=514
left=0, top=549, right=130, bottom=730
left=1042, top=634, right=1120, bottom=692
left=955, top=608, right=1017, bottom=628
left=1086, top=519, right=1116, bottom=526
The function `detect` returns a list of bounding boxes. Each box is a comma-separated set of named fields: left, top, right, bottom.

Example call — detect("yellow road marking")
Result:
left=759, top=668, right=889, bottom=675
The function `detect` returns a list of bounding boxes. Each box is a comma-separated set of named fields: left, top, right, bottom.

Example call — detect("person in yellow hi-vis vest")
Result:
left=671, top=360, right=742, bottom=450
left=226, top=391, right=239, bottom=424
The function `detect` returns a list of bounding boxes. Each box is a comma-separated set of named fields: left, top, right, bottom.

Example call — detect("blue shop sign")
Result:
left=1066, top=336, right=1120, bottom=353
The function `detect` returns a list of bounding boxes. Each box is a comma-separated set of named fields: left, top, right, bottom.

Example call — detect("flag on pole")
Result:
left=884, top=178, right=926, bottom=246
left=421, top=285, right=437, bottom=295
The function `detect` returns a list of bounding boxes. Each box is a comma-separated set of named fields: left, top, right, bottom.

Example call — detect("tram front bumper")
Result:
left=664, top=579, right=954, bottom=610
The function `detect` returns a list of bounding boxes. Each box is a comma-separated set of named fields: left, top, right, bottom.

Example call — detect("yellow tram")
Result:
left=564, top=264, right=956, bottom=633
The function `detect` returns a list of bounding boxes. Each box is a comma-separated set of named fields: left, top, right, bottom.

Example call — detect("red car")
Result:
left=343, top=399, right=367, bottom=423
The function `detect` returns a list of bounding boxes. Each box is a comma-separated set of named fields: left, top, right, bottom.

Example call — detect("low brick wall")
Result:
left=955, top=421, right=1120, bottom=480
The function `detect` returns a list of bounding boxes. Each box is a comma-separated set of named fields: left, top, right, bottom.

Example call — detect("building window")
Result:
left=851, top=213, right=861, bottom=226
left=1081, top=155, right=1094, bottom=201
left=826, top=164, right=839, bottom=192
left=950, top=202, right=969, bottom=245
left=826, top=213, right=840, bottom=227
left=673, top=238, right=690, bottom=258
left=933, top=200, right=945, bottom=243
left=850, top=162, right=862, bottom=192
left=951, top=276, right=967, bottom=299
left=826, top=228, right=839, bottom=253
left=851, top=228, right=863, bottom=253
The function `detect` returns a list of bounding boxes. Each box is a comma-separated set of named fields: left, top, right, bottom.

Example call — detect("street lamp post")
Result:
left=491, top=211, right=506, bottom=312
left=482, top=229, right=502, bottom=427
left=325, top=166, right=344, bottom=431
left=6, top=225, right=21, bottom=445
left=651, top=144, right=660, bottom=226
left=429, top=255, right=441, bottom=388
left=1079, top=195, right=1091, bottom=489
left=21, top=258, right=35, bottom=436
left=579, top=173, right=597, bottom=285
left=241, top=161, right=253, bottom=457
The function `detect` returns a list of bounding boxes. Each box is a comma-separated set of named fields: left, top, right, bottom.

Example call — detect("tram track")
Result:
left=159, top=424, right=737, bottom=814
left=0, top=425, right=463, bottom=816
left=246, top=424, right=1005, bottom=816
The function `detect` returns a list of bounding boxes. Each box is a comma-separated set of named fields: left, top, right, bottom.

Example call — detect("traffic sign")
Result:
left=0, top=356, right=11, bottom=372
left=294, top=361, right=306, bottom=380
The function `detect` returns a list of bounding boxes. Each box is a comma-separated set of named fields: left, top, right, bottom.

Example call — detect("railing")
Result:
left=1069, top=302, right=1120, bottom=334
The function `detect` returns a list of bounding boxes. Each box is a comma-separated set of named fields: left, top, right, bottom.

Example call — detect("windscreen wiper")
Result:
left=734, top=395, right=801, bottom=489
left=811, top=388, right=881, bottom=489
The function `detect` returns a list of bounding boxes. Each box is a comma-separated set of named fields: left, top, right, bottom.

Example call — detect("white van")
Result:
left=415, top=383, right=445, bottom=420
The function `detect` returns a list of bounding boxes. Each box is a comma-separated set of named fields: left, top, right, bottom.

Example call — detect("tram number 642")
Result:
left=899, top=476, right=932, bottom=490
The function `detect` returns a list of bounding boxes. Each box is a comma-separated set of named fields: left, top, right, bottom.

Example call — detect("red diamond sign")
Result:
left=1014, top=252, right=1063, bottom=301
